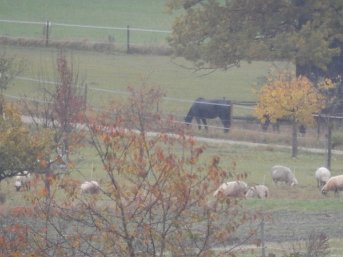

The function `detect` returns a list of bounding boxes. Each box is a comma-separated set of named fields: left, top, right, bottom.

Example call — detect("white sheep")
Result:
left=271, top=165, right=298, bottom=187
left=80, top=180, right=100, bottom=194
left=321, top=175, right=343, bottom=196
left=245, top=185, right=269, bottom=199
left=14, top=171, right=31, bottom=191
left=315, top=167, right=331, bottom=188
left=213, top=181, right=248, bottom=198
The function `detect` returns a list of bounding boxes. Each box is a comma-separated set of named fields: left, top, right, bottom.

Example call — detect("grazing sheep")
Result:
left=213, top=181, right=248, bottom=198
left=14, top=171, right=31, bottom=191
left=80, top=180, right=100, bottom=194
left=245, top=185, right=269, bottom=199
left=271, top=165, right=298, bottom=187
left=321, top=175, right=343, bottom=196
left=315, top=167, right=331, bottom=188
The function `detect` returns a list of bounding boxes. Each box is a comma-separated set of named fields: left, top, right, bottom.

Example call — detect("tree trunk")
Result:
left=44, top=172, right=51, bottom=199
left=63, top=136, right=69, bottom=163
left=0, top=94, right=4, bottom=116
left=291, top=121, right=298, bottom=158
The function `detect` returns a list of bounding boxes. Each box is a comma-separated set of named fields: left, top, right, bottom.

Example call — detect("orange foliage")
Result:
left=8, top=206, right=34, bottom=217
left=0, top=223, right=30, bottom=256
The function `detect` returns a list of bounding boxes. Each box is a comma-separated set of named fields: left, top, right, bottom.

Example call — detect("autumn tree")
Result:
left=24, top=52, right=87, bottom=163
left=52, top=53, right=87, bottom=161
left=3, top=87, right=256, bottom=256
left=0, top=102, right=52, bottom=181
left=21, top=53, right=87, bottom=196
left=256, top=72, right=324, bottom=157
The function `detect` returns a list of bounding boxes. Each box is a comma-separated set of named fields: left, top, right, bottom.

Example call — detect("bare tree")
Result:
left=24, top=52, right=87, bottom=161
left=22, top=52, right=87, bottom=195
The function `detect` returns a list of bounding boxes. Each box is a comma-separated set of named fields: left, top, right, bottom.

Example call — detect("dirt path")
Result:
left=188, top=135, right=343, bottom=155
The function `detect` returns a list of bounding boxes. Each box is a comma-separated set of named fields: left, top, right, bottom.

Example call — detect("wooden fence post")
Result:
left=127, top=25, right=130, bottom=54
left=325, top=118, right=332, bottom=170
left=261, top=214, right=266, bottom=257
left=45, top=20, right=50, bottom=47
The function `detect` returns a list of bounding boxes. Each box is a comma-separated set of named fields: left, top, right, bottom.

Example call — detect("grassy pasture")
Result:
left=2, top=138, right=343, bottom=257
left=1, top=45, right=288, bottom=118
left=0, top=0, right=174, bottom=44
left=2, top=45, right=331, bottom=152
left=2, top=139, right=343, bottom=210
left=0, top=0, right=292, bottom=117
left=0, top=0, right=173, bottom=29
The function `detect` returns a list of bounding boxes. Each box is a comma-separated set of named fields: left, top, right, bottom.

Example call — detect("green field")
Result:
left=1, top=45, right=286, bottom=117
left=3, top=139, right=343, bottom=210
left=0, top=0, right=293, bottom=117
left=0, top=0, right=174, bottom=44
left=1, top=0, right=173, bottom=29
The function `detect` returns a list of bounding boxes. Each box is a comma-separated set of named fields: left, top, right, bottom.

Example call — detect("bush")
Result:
left=282, top=231, right=330, bottom=257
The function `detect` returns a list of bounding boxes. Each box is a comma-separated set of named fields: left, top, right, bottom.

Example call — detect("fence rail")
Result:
left=14, top=76, right=255, bottom=107
left=0, top=19, right=171, bottom=33
left=3, top=75, right=261, bottom=133
left=0, top=18, right=171, bottom=52
left=0, top=19, right=45, bottom=26
left=9, top=75, right=343, bottom=124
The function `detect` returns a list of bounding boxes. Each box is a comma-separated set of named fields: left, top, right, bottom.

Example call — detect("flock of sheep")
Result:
left=13, top=165, right=343, bottom=198
left=14, top=171, right=100, bottom=195
left=212, top=165, right=343, bottom=199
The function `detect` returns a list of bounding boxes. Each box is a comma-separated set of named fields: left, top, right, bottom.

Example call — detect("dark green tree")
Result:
left=167, top=0, right=343, bottom=81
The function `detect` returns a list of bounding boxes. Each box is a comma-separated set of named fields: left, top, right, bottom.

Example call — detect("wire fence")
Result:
left=8, top=75, right=260, bottom=130
left=230, top=209, right=343, bottom=257
left=0, top=19, right=171, bottom=51
left=5, top=75, right=343, bottom=141
left=2, top=19, right=342, bottom=123
left=12, top=75, right=343, bottom=118
left=15, top=75, right=257, bottom=109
